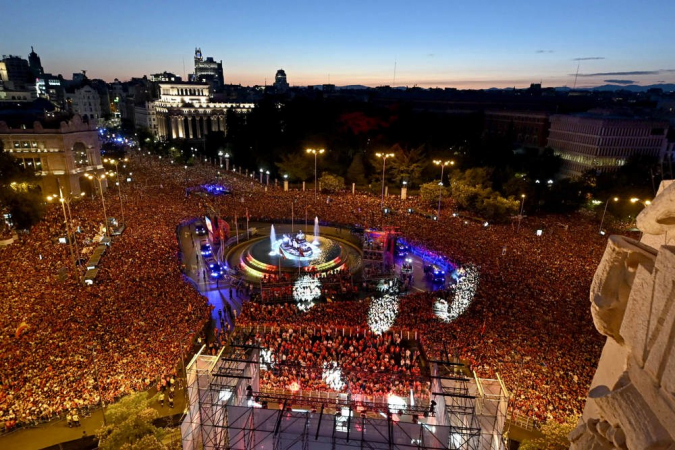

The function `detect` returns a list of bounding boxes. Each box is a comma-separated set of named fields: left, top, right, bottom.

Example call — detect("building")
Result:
left=65, top=84, right=111, bottom=124
left=547, top=111, right=669, bottom=178
left=0, top=114, right=105, bottom=197
left=145, top=82, right=253, bottom=140
left=28, top=46, right=43, bottom=78
left=483, top=110, right=550, bottom=148
left=150, top=71, right=182, bottom=82
left=36, top=74, right=65, bottom=107
left=273, top=69, right=289, bottom=93
left=191, top=48, right=224, bottom=91
left=0, top=55, right=33, bottom=89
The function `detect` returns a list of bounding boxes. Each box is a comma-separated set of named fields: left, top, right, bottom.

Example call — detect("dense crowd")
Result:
left=0, top=156, right=212, bottom=429
left=238, top=327, right=426, bottom=400
left=218, top=174, right=608, bottom=424
left=1, top=152, right=610, bottom=431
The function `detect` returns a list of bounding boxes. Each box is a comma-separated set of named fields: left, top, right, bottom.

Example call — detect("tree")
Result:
left=419, top=180, right=448, bottom=204
left=96, top=392, right=168, bottom=450
left=318, top=172, right=345, bottom=193
left=382, top=144, right=427, bottom=186
left=346, top=152, right=367, bottom=186
left=519, top=416, right=579, bottom=450
left=275, top=152, right=313, bottom=181
left=0, top=143, right=45, bottom=230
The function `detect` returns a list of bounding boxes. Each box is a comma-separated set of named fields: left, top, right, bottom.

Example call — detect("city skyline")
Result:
left=2, top=0, right=674, bottom=89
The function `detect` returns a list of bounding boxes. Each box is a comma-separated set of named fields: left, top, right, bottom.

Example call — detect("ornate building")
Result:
left=0, top=114, right=105, bottom=197
left=149, top=82, right=253, bottom=140
left=570, top=180, right=675, bottom=449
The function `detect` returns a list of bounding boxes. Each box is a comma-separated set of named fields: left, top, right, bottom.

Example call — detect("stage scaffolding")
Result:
left=181, top=332, right=509, bottom=450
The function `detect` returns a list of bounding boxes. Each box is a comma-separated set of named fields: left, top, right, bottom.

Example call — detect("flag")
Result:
left=279, top=246, right=287, bottom=259
left=246, top=208, right=249, bottom=222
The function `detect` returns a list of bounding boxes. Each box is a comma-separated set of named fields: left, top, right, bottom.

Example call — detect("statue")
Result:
left=570, top=181, right=675, bottom=449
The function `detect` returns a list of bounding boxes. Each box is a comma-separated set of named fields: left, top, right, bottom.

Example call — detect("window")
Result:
left=651, top=128, right=665, bottom=136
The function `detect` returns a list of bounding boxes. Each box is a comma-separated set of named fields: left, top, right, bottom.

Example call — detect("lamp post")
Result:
left=599, top=197, right=619, bottom=235
left=306, top=148, right=325, bottom=201
left=87, top=174, right=109, bottom=237
left=104, top=158, right=126, bottom=226
left=433, top=160, right=453, bottom=218
left=218, top=150, right=223, bottom=167
left=266, top=170, right=270, bottom=186
left=375, top=152, right=395, bottom=208
left=259, top=168, right=264, bottom=184
left=47, top=186, right=78, bottom=278
left=516, top=194, right=526, bottom=233
left=225, top=153, right=230, bottom=172
left=283, top=174, right=289, bottom=192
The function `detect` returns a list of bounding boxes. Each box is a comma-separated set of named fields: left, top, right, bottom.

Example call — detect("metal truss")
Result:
left=182, top=331, right=506, bottom=450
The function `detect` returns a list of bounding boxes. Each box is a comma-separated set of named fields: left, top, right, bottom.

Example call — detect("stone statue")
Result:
left=570, top=180, right=675, bottom=450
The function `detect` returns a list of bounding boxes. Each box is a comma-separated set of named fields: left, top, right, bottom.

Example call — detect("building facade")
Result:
left=547, top=112, right=669, bottom=178
left=146, top=82, right=253, bottom=140
left=0, top=55, right=32, bottom=89
left=65, top=84, right=110, bottom=124
left=0, top=114, right=105, bottom=197
left=191, top=48, right=224, bottom=91
left=483, top=110, right=550, bottom=148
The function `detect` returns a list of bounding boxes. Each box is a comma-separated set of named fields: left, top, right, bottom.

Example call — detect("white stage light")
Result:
left=293, top=275, right=322, bottom=311
left=434, top=265, right=479, bottom=323
left=367, top=293, right=399, bottom=335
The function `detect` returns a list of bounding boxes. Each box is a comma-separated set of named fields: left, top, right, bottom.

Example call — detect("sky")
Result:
left=2, top=0, right=674, bottom=89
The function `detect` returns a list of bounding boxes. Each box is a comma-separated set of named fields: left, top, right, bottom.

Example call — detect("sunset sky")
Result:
left=2, top=0, right=674, bottom=89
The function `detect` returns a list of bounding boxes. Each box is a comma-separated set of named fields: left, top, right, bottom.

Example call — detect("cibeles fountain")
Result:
left=229, top=217, right=362, bottom=278
left=570, top=180, right=675, bottom=450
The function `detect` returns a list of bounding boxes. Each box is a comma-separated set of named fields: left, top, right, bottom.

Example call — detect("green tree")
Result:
left=419, top=180, right=448, bottom=204
left=96, top=392, right=168, bottom=450
left=275, top=152, right=313, bottom=181
left=385, top=144, right=427, bottom=186
left=519, top=416, right=580, bottom=450
left=319, top=172, right=345, bottom=192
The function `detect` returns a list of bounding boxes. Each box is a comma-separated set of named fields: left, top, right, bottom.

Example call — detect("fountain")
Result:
left=270, top=225, right=277, bottom=250
left=313, top=217, right=320, bottom=245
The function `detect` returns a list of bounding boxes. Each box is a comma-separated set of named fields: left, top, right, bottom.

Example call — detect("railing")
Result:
left=508, top=410, right=540, bottom=431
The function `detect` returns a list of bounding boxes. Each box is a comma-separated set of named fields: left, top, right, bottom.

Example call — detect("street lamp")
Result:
left=266, top=170, right=270, bottom=186
left=433, top=160, right=454, bottom=218
left=517, top=194, right=526, bottom=233
left=225, top=152, right=230, bottom=171
left=599, top=197, right=619, bottom=235
left=306, top=148, right=325, bottom=200
left=104, top=158, right=125, bottom=226
left=375, top=152, right=395, bottom=208
left=259, top=168, right=264, bottom=184
left=86, top=173, right=109, bottom=237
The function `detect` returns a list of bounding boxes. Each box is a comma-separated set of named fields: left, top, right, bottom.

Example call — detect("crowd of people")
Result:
left=237, top=327, right=427, bottom=400
left=0, top=155, right=212, bottom=430
left=1, top=151, right=611, bottom=432
left=215, top=171, right=608, bottom=424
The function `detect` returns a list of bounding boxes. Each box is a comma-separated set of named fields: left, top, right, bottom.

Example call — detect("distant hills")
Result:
left=580, top=83, right=675, bottom=92
left=307, top=83, right=675, bottom=93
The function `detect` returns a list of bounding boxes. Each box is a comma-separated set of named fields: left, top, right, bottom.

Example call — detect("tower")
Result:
left=28, top=46, right=43, bottom=77
left=194, top=47, right=203, bottom=63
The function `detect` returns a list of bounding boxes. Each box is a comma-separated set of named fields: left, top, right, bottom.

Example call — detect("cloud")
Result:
left=573, top=57, right=605, bottom=61
left=536, top=50, right=554, bottom=53
left=427, top=53, right=435, bottom=57
left=603, top=79, right=635, bottom=85
left=574, top=70, right=660, bottom=77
